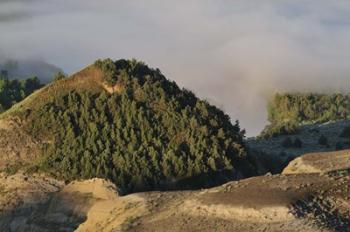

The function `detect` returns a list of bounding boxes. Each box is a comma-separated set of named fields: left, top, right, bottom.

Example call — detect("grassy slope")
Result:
left=1, top=65, right=105, bottom=119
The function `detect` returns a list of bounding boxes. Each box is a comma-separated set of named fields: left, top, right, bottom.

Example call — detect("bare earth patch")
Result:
left=1, top=150, right=350, bottom=231
left=283, top=150, right=350, bottom=174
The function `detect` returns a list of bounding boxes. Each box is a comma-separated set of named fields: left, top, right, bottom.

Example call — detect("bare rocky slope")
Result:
left=1, top=150, right=349, bottom=232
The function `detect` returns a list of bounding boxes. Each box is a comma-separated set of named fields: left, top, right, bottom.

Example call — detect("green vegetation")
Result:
left=17, top=59, right=249, bottom=193
left=260, top=120, right=298, bottom=139
left=335, top=141, right=344, bottom=150
left=268, top=93, right=350, bottom=124
left=282, top=137, right=293, bottom=148
left=293, top=138, right=303, bottom=148
left=340, top=125, right=350, bottom=138
left=53, top=72, right=67, bottom=82
left=94, top=58, right=119, bottom=86
left=281, top=137, right=303, bottom=149
left=0, top=74, right=42, bottom=113
left=260, top=93, right=350, bottom=138
left=318, top=135, right=328, bottom=146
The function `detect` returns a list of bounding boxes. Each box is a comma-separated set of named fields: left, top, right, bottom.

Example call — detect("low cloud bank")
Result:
left=1, top=1, right=350, bottom=135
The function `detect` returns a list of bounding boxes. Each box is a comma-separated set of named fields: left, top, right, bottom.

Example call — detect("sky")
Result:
left=1, top=0, right=350, bottom=136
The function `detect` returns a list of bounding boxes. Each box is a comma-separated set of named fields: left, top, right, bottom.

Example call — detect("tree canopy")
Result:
left=0, top=73, right=42, bottom=113
left=260, top=93, right=350, bottom=138
left=21, top=59, right=250, bottom=193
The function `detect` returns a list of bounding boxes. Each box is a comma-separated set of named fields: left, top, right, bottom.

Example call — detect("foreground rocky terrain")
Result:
left=1, top=150, right=349, bottom=232
left=0, top=59, right=349, bottom=231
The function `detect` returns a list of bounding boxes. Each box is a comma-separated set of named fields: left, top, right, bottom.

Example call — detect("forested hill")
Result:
left=0, top=58, right=252, bottom=193
left=268, top=93, right=350, bottom=124
left=260, top=93, right=350, bottom=138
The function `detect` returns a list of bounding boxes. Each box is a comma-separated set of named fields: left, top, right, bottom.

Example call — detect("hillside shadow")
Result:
left=291, top=195, right=350, bottom=232
left=155, top=169, right=240, bottom=192
left=128, top=157, right=256, bottom=194
left=0, top=192, right=93, bottom=232
left=247, top=120, right=350, bottom=174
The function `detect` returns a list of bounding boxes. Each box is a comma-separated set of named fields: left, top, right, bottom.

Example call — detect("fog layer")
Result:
left=1, top=1, right=350, bottom=135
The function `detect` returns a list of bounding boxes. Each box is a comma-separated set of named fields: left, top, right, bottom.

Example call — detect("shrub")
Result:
left=279, top=151, right=287, bottom=157
left=340, top=125, right=350, bottom=138
left=53, top=72, right=66, bottom=82
left=281, top=137, right=302, bottom=148
left=259, top=121, right=299, bottom=139
left=318, top=135, right=328, bottom=146
left=282, top=137, right=293, bottom=148
left=95, top=59, right=118, bottom=86
left=293, top=138, right=303, bottom=148
left=335, top=141, right=344, bottom=150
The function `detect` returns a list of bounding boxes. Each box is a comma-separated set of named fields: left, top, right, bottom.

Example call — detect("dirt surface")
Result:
left=128, top=169, right=350, bottom=232
left=1, top=150, right=350, bottom=232
left=0, top=117, right=41, bottom=170
left=283, top=150, right=350, bottom=174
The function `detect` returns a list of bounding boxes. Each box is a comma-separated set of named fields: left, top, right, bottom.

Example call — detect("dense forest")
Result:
left=21, top=59, right=251, bottom=193
left=260, top=93, right=350, bottom=138
left=0, top=71, right=42, bottom=113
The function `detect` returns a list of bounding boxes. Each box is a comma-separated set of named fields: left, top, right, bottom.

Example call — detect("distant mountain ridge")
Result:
left=0, top=59, right=62, bottom=83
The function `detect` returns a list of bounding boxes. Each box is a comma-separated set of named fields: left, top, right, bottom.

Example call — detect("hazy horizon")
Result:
left=2, top=0, right=350, bottom=135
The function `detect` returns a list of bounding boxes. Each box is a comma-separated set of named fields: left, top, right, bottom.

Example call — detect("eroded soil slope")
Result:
left=1, top=150, right=350, bottom=232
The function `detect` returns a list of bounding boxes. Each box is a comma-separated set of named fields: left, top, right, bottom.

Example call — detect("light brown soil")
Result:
left=1, top=151, right=350, bottom=232
left=283, top=150, right=350, bottom=174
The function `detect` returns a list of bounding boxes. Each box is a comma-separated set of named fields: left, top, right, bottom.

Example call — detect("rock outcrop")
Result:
left=283, top=150, right=350, bottom=174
